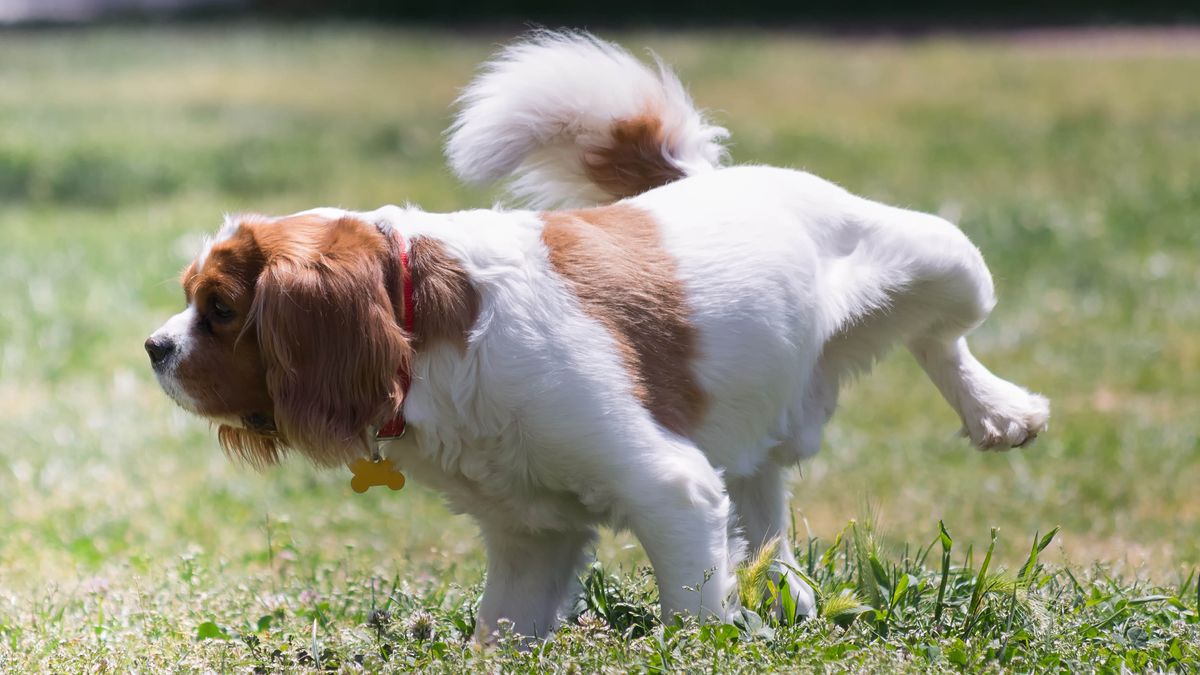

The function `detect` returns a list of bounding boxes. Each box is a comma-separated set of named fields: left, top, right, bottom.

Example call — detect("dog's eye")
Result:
left=211, top=298, right=235, bottom=322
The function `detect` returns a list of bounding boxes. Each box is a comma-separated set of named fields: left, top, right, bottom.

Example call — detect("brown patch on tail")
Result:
left=583, top=112, right=686, bottom=201
left=541, top=204, right=706, bottom=436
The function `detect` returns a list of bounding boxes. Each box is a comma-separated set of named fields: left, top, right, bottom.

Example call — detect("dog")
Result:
left=145, top=32, right=1049, bottom=639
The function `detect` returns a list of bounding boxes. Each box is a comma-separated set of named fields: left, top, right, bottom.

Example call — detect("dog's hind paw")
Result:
left=960, top=382, right=1050, bottom=450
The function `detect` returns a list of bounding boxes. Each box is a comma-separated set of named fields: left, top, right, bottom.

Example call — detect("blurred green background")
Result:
left=0, top=24, right=1197, bottom=667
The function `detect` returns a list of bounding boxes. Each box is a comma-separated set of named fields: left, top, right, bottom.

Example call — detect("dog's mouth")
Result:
left=153, top=370, right=203, bottom=415
left=153, top=371, right=277, bottom=438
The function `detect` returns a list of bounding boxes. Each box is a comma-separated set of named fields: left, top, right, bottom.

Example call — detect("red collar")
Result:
left=376, top=229, right=414, bottom=440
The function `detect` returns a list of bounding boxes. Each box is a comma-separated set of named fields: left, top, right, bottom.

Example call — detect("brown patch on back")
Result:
left=408, top=237, right=481, bottom=351
left=540, top=204, right=706, bottom=436
left=583, top=112, right=686, bottom=201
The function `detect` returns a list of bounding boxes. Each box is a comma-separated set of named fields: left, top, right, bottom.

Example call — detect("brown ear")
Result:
left=252, top=221, right=411, bottom=466
left=218, top=425, right=283, bottom=468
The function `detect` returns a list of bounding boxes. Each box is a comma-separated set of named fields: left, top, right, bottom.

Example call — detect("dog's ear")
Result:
left=251, top=218, right=411, bottom=465
left=218, top=424, right=283, bottom=468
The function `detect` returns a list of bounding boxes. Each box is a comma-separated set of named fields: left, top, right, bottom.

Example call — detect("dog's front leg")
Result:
left=474, top=525, right=594, bottom=643
left=613, top=436, right=740, bottom=625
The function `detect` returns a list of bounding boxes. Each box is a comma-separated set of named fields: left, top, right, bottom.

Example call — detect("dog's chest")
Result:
left=388, top=432, right=605, bottom=532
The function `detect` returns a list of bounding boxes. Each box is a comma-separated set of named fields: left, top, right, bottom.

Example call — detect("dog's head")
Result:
left=145, top=212, right=412, bottom=467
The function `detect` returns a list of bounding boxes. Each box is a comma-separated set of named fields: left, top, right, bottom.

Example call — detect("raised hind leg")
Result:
left=910, top=335, right=1049, bottom=449
left=821, top=206, right=1049, bottom=449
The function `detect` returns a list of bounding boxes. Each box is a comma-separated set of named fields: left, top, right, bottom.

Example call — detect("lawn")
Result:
left=0, top=25, right=1197, bottom=671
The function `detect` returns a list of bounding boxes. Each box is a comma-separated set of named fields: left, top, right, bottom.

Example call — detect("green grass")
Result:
left=0, top=25, right=1197, bottom=671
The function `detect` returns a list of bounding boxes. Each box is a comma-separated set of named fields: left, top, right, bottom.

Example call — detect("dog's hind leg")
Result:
left=821, top=207, right=1049, bottom=449
left=910, top=335, right=1049, bottom=449
left=726, top=466, right=816, bottom=620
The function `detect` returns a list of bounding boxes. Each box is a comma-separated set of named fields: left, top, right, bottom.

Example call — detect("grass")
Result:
left=0, top=24, right=1197, bottom=671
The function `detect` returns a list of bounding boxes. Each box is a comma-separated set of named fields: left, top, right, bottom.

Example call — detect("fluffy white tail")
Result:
left=445, top=31, right=729, bottom=209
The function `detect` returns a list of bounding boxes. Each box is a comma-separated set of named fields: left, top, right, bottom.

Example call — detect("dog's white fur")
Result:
left=408, top=33, right=1048, bottom=638
left=170, top=33, right=1050, bottom=640
left=446, top=31, right=728, bottom=209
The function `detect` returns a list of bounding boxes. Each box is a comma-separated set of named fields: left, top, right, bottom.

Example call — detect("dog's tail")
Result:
left=445, top=31, right=728, bottom=209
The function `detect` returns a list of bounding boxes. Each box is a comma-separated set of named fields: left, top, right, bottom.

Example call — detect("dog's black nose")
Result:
left=144, top=336, right=175, bottom=366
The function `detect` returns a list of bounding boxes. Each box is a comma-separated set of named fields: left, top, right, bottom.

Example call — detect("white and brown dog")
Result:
left=146, top=32, right=1049, bottom=639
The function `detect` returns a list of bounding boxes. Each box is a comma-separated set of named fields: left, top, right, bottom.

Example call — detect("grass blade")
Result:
left=934, top=520, right=953, bottom=627
left=737, top=536, right=781, bottom=611
left=1019, top=526, right=1060, bottom=585
left=997, top=584, right=1020, bottom=664
left=963, top=528, right=998, bottom=638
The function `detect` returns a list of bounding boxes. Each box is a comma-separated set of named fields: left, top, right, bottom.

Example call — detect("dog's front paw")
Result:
left=960, top=382, right=1050, bottom=450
